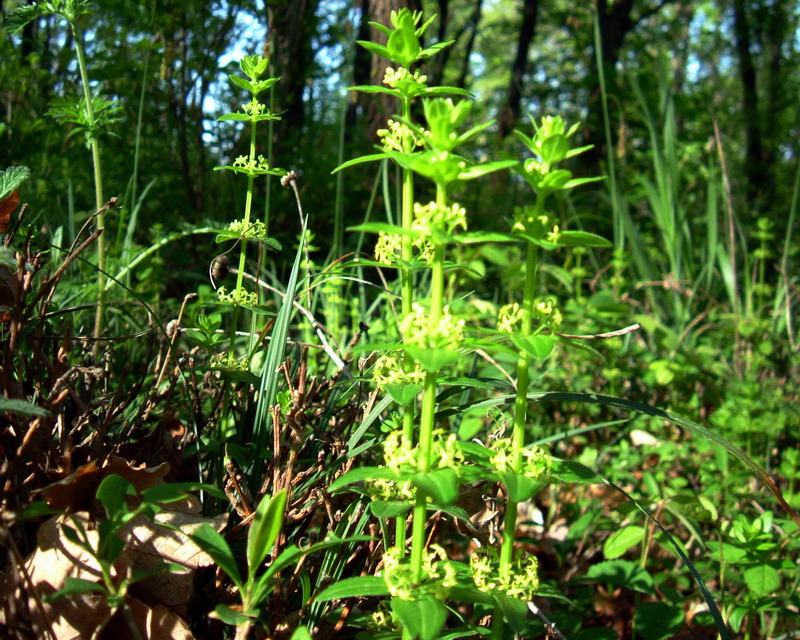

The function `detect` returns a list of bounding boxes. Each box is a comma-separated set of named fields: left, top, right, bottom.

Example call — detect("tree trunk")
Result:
left=498, top=0, right=540, bottom=140
left=732, top=0, right=763, bottom=207
left=266, top=0, right=320, bottom=159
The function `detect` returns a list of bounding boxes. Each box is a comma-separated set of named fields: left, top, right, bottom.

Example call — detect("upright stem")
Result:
left=409, top=185, right=447, bottom=584
left=397, top=97, right=416, bottom=553
left=73, top=25, right=107, bottom=357
left=229, top=120, right=258, bottom=358
left=493, top=201, right=541, bottom=639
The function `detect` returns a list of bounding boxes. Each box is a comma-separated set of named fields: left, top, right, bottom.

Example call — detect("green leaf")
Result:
left=333, top=152, right=389, bottom=174
left=96, top=474, right=134, bottom=520
left=347, top=84, right=401, bottom=96
left=386, top=14, right=421, bottom=66
left=549, top=459, right=599, bottom=484
left=48, top=577, right=108, bottom=601
left=327, top=466, right=398, bottom=493
left=457, top=159, right=517, bottom=181
left=603, top=526, right=644, bottom=560
left=213, top=604, right=255, bottom=626
left=290, top=626, right=313, bottom=640
left=385, top=382, right=423, bottom=405
left=563, top=175, right=605, bottom=188
left=584, top=559, right=654, bottom=595
left=4, top=5, right=48, bottom=36
left=492, top=593, right=529, bottom=632
left=557, top=230, right=612, bottom=248
left=218, top=113, right=254, bottom=122
left=247, top=489, right=288, bottom=573
left=509, top=334, right=554, bottom=360
left=391, top=595, right=448, bottom=640
left=743, top=563, right=780, bottom=597
left=496, top=471, right=542, bottom=502
left=228, top=74, right=255, bottom=94
left=190, top=524, right=242, bottom=589
left=633, top=602, right=684, bottom=640
left=369, top=500, right=412, bottom=518
left=140, top=481, right=226, bottom=505
left=455, top=231, right=518, bottom=245
left=357, top=40, right=392, bottom=61
left=347, top=221, right=421, bottom=238
left=405, top=345, right=460, bottom=372
left=0, top=166, right=31, bottom=200
left=0, top=397, right=51, bottom=419
left=411, top=468, right=459, bottom=506
left=314, top=575, right=389, bottom=601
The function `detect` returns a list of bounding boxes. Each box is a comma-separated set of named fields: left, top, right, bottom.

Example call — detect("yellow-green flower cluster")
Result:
left=400, top=303, right=465, bottom=352
left=365, top=477, right=414, bottom=502
left=383, top=428, right=463, bottom=474
left=368, top=601, right=397, bottom=631
left=209, top=352, right=250, bottom=371
left=470, top=547, right=540, bottom=600
left=378, top=118, right=426, bottom=153
left=242, top=98, right=266, bottom=116
left=217, top=285, right=258, bottom=306
left=232, top=154, right=272, bottom=172
left=372, top=353, right=424, bottom=388
left=381, top=544, right=456, bottom=600
left=533, top=297, right=563, bottom=330
left=228, top=218, right=269, bottom=239
left=511, top=206, right=560, bottom=243
left=383, top=66, right=428, bottom=89
left=490, top=437, right=552, bottom=479
left=374, top=232, right=402, bottom=264
left=413, top=201, right=467, bottom=237
left=497, top=302, right=524, bottom=334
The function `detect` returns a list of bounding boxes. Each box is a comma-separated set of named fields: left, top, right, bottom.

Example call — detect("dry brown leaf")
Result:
left=0, top=189, right=19, bottom=232
left=41, top=456, right=171, bottom=513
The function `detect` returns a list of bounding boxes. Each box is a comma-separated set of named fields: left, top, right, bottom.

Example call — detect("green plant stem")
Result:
left=493, top=214, right=540, bottom=639
left=71, top=24, right=107, bottom=356
left=229, top=120, right=258, bottom=358
left=409, top=185, right=447, bottom=585
left=398, top=96, right=416, bottom=555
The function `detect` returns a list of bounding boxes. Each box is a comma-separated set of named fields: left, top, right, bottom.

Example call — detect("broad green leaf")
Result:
left=0, top=166, right=31, bottom=200
left=563, top=175, right=605, bottom=187
left=213, top=604, right=254, bottom=626
left=96, top=474, right=134, bottom=520
left=492, top=592, right=529, bottom=632
left=347, top=84, right=401, bottom=97
left=585, top=559, right=654, bottom=595
left=391, top=595, right=448, bottom=640
left=603, top=525, right=644, bottom=560
left=557, top=230, right=612, bottom=248
left=549, top=459, right=599, bottom=484
left=290, top=626, right=313, bottom=640
left=509, top=334, right=554, bottom=360
left=247, top=489, right=288, bottom=572
left=357, top=40, right=391, bottom=61
left=496, top=470, right=542, bottom=502
left=228, top=74, right=254, bottom=94
left=457, top=159, right=517, bottom=181
left=633, top=602, right=684, bottom=640
left=743, top=563, right=780, bottom=597
left=0, top=397, right=51, bottom=419
left=385, top=382, right=423, bottom=405
left=387, top=22, right=421, bottom=67
left=315, top=575, right=389, bottom=601
left=190, top=524, right=242, bottom=589
left=369, top=501, right=412, bottom=518
left=404, top=345, right=460, bottom=372
left=411, top=468, right=458, bottom=506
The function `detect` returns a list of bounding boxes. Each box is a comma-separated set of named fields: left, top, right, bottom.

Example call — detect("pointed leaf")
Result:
left=411, top=468, right=458, bottom=506
left=557, top=230, right=612, bottom=248
left=247, top=489, right=288, bottom=573
left=391, top=595, right=448, bottom=640
left=315, top=575, right=389, bottom=601
left=190, top=523, right=242, bottom=588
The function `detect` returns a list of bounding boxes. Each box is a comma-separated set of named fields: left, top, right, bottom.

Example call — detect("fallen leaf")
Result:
left=0, top=189, right=18, bottom=232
